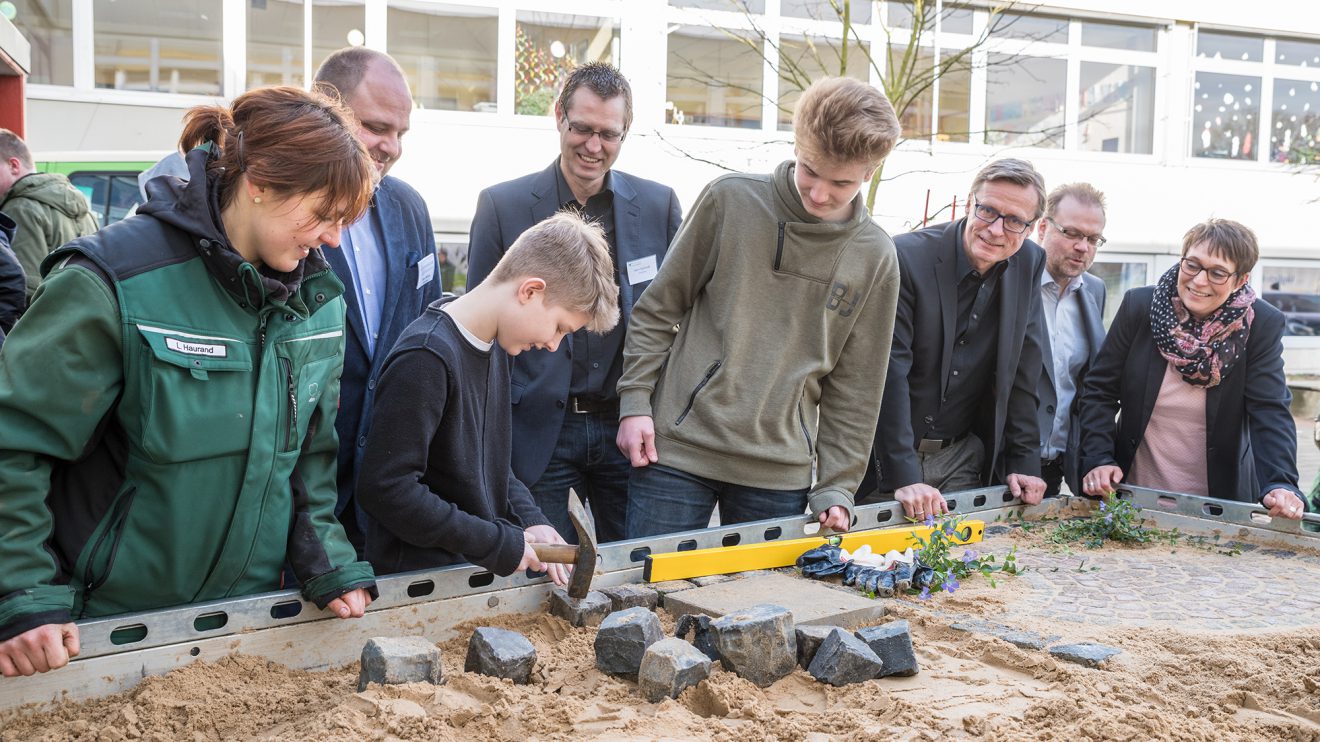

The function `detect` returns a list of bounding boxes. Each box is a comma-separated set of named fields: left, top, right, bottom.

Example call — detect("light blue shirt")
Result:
left=1041, top=271, right=1088, bottom=459
left=341, top=210, right=387, bottom=357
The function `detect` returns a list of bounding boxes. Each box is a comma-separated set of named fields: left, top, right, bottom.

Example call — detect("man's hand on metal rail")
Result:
left=894, top=483, right=947, bottom=520
left=1006, top=473, right=1046, bottom=504
left=327, top=588, right=373, bottom=619
left=1262, top=488, right=1306, bottom=520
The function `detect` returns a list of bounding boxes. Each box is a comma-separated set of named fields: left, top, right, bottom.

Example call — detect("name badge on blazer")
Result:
left=417, top=253, right=435, bottom=289
left=626, top=255, right=658, bottom=285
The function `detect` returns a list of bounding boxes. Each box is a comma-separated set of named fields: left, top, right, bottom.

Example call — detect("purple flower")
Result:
left=1099, top=500, right=1108, bottom=512
left=943, top=520, right=956, bottom=535
left=962, top=550, right=978, bottom=564
left=923, top=514, right=936, bottom=528
left=919, top=586, right=931, bottom=600
left=1104, top=513, right=1114, bottom=524
left=944, top=577, right=960, bottom=593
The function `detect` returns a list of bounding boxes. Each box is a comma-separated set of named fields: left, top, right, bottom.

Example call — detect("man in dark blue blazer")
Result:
left=859, top=159, right=1049, bottom=518
left=315, top=49, right=442, bottom=553
left=467, top=63, right=681, bottom=544
left=1034, top=183, right=1108, bottom=497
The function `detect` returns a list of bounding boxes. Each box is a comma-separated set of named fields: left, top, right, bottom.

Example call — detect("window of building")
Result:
left=310, top=0, right=366, bottom=78
left=884, top=2, right=972, bottom=34
left=1261, top=264, right=1320, bottom=336
left=1276, top=37, right=1320, bottom=68
left=1089, top=257, right=1152, bottom=328
left=1081, top=20, right=1157, bottom=52
left=985, top=54, right=1067, bottom=148
left=247, top=0, right=304, bottom=89
left=667, top=24, right=763, bottom=128
left=93, top=1, right=223, bottom=95
left=782, top=0, right=871, bottom=24
left=390, top=3, right=498, bottom=112
left=516, top=13, right=620, bottom=117
left=9, top=0, right=75, bottom=86
left=671, top=0, right=766, bottom=13
left=68, top=171, right=142, bottom=228
left=1271, top=79, right=1320, bottom=164
left=1191, top=72, right=1261, bottom=160
left=892, top=45, right=971, bottom=143
left=778, top=34, right=870, bottom=129
left=991, top=12, right=1068, bottom=43
left=1197, top=30, right=1263, bottom=62
left=1079, top=63, right=1156, bottom=154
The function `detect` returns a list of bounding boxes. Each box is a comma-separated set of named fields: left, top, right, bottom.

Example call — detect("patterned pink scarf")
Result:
left=1149, top=264, right=1255, bottom=388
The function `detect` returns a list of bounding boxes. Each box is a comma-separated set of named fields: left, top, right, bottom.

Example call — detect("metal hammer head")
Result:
left=565, top=491, right=598, bottom=599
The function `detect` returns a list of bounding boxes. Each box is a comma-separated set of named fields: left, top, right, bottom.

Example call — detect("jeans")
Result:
left=625, top=463, right=811, bottom=539
left=528, top=411, right=629, bottom=543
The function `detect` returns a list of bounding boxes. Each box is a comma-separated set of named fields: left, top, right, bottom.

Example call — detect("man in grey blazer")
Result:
left=1035, top=183, right=1108, bottom=498
left=860, top=159, right=1048, bottom=518
left=467, top=63, right=681, bottom=544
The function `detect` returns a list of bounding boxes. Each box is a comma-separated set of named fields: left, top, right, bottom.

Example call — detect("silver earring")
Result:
left=253, top=196, right=262, bottom=204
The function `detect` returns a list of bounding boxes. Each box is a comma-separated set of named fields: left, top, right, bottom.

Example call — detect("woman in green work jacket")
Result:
left=0, top=86, right=378, bottom=677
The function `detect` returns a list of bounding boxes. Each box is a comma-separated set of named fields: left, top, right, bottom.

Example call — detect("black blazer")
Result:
left=1076, top=286, right=1302, bottom=504
left=1037, top=271, right=1106, bottom=494
left=867, top=218, right=1046, bottom=493
left=466, top=160, right=682, bottom=486
left=324, top=176, right=443, bottom=520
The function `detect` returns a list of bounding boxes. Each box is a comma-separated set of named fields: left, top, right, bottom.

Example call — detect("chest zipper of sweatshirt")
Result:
left=282, top=356, right=298, bottom=452
left=773, top=222, right=786, bottom=270
left=82, top=486, right=139, bottom=606
left=675, top=361, right=722, bottom=426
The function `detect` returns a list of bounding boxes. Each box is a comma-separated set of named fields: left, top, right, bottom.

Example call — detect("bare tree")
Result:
left=664, top=1, right=1071, bottom=210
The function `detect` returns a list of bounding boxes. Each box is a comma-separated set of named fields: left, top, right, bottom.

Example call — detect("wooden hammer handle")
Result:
left=530, top=543, right=579, bottom=564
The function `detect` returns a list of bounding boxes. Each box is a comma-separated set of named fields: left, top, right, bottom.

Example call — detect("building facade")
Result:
left=11, top=0, right=1320, bottom=367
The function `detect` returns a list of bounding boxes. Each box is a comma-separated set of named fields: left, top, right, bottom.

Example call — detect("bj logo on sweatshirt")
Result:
left=826, top=281, right=859, bottom=317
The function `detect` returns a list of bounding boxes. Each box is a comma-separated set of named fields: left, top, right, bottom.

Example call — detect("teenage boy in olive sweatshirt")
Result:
left=357, top=212, right=619, bottom=579
left=616, top=77, right=903, bottom=538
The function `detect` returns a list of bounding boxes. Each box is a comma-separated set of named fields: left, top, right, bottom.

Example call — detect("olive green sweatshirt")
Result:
left=618, top=160, right=900, bottom=517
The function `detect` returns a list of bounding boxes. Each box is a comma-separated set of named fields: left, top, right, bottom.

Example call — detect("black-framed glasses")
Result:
left=1179, top=258, right=1237, bottom=285
left=1046, top=217, right=1107, bottom=247
left=563, top=119, right=624, bottom=144
left=972, top=201, right=1033, bottom=234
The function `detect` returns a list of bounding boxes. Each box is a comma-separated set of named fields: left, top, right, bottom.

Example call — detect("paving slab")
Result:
left=663, top=572, right=885, bottom=628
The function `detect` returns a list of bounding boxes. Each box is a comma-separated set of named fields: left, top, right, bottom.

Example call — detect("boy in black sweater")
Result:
left=358, top=212, right=620, bottom=579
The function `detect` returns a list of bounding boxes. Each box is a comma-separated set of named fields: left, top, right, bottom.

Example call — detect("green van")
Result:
left=33, top=153, right=158, bottom=229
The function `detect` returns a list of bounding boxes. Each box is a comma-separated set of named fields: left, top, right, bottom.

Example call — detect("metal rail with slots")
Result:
left=1, top=486, right=1316, bottom=711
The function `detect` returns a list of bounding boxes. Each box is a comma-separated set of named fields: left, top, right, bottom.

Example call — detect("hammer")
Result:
left=529, top=490, right=598, bottom=599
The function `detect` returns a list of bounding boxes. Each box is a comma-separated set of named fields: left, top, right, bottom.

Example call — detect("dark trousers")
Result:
left=528, top=411, right=630, bottom=543
left=625, top=463, right=810, bottom=539
left=1041, top=455, right=1065, bottom=498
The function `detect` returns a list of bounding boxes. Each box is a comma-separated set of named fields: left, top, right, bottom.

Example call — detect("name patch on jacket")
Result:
left=165, top=337, right=229, bottom=358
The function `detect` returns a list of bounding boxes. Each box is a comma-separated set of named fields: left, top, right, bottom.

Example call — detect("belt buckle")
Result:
left=917, top=438, right=946, bottom=454
left=571, top=397, right=589, bottom=414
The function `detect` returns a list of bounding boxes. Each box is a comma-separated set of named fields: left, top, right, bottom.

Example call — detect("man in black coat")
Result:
left=860, top=159, right=1048, bottom=518
left=467, top=63, right=681, bottom=544
left=0, top=211, right=26, bottom=339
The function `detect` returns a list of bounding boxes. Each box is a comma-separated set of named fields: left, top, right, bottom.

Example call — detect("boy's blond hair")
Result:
left=793, top=77, right=901, bottom=169
left=488, top=211, right=620, bottom=333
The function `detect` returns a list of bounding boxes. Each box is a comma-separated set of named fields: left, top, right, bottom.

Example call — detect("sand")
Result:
left=5, top=524, right=1320, bottom=741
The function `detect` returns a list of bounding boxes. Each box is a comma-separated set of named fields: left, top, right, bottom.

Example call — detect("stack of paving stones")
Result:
left=595, top=607, right=664, bottom=678
left=465, top=627, right=538, bottom=684
left=357, top=636, right=444, bottom=691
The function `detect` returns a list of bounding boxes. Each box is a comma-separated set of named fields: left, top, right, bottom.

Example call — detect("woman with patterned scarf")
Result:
left=1075, top=219, right=1305, bottom=518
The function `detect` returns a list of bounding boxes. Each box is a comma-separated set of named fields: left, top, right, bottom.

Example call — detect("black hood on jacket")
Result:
left=138, top=146, right=330, bottom=306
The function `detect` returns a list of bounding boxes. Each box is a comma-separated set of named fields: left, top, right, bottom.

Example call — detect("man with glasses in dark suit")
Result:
left=467, top=62, right=681, bottom=544
left=859, top=159, right=1049, bottom=518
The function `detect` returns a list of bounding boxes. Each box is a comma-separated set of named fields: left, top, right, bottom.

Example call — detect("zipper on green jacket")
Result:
left=281, top=356, right=297, bottom=452
left=797, top=393, right=815, bottom=457
left=81, top=486, right=139, bottom=608
left=675, top=361, right=722, bottom=426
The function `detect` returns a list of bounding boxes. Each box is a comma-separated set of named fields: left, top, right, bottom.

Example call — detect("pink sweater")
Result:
left=1128, top=362, right=1209, bottom=497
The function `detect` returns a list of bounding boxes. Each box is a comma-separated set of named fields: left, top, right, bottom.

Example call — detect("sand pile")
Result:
left=5, top=525, right=1320, bottom=741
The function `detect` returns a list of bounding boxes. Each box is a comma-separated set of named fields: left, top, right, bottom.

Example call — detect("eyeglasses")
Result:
left=563, top=119, right=624, bottom=144
left=1046, top=217, right=1107, bottom=247
left=1179, top=258, right=1237, bottom=285
left=972, top=201, right=1033, bottom=234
